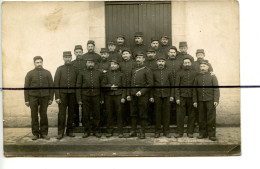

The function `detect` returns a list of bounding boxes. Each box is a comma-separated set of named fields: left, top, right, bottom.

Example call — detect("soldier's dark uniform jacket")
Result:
left=120, top=59, right=137, bottom=85
left=177, top=53, right=194, bottom=63
left=54, top=63, right=77, bottom=99
left=144, top=58, right=158, bottom=71
left=193, top=72, right=220, bottom=102
left=192, top=58, right=213, bottom=73
left=71, top=57, right=86, bottom=74
left=102, top=70, right=127, bottom=97
left=160, top=44, right=171, bottom=56
left=131, top=44, right=147, bottom=59
left=24, top=68, right=54, bottom=102
left=116, top=43, right=127, bottom=54
left=98, top=59, right=110, bottom=73
left=82, top=52, right=102, bottom=64
left=151, top=68, right=174, bottom=98
left=128, top=65, right=153, bottom=96
left=76, top=69, right=103, bottom=101
left=165, top=57, right=182, bottom=81
left=108, top=51, right=122, bottom=62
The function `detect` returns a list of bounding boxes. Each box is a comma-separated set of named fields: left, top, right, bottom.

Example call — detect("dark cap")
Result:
left=85, top=55, right=95, bottom=62
left=135, top=51, right=145, bottom=57
left=107, top=41, right=116, bottom=45
left=169, top=46, right=178, bottom=52
left=134, top=32, right=144, bottom=37
left=100, top=48, right=109, bottom=53
left=179, top=41, right=188, bottom=47
left=74, top=45, right=83, bottom=51
left=87, top=40, right=95, bottom=46
left=196, top=49, right=205, bottom=54
left=151, top=37, right=159, bottom=43
left=161, top=35, right=169, bottom=39
left=200, top=60, right=209, bottom=66
left=183, top=56, right=192, bottom=62
left=109, top=59, right=120, bottom=65
left=63, top=51, right=72, bottom=57
left=121, top=47, right=131, bottom=54
left=146, top=47, right=155, bottom=53
left=156, top=55, right=166, bottom=61
left=33, top=56, right=43, bottom=62
left=117, top=34, right=125, bottom=39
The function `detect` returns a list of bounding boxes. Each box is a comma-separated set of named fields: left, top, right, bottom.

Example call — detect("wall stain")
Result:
left=44, top=7, right=63, bottom=31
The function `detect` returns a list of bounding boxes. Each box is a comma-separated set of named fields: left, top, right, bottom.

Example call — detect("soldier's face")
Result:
left=63, top=55, right=72, bottom=64
left=34, top=59, right=43, bottom=68
left=100, top=52, right=109, bottom=60
left=136, top=55, right=145, bottom=65
left=151, top=41, right=159, bottom=50
left=108, top=44, right=116, bottom=52
left=122, top=51, right=131, bottom=61
left=87, top=44, right=95, bottom=52
left=86, top=61, right=95, bottom=69
left=179, top=46, right=188, bottom=53
left=117, top=37, right=125, bottom=45
left=110, top=62, right=119, bottom=70
left=183, top=59, right=192, bottom=69
left=135, top=37, right=143, bottom=44
left=168, top=49, right=177, bottom=58
left=200, top=64, right=209, bottom=73
left=74, top=49, right=83, bottom=57
left=157, top=60, right=165, bottom=69
left=161, top=38, right=169, bottom=46
left=196, top=53, right=205, bottom=59
left=146, top=52, right=156, bottom=60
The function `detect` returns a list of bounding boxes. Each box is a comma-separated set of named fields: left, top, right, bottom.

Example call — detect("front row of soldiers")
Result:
left=24, top=43, right=220, bottom=142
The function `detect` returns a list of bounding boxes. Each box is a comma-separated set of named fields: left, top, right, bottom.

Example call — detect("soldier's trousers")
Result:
left=105, top=95, right=123, bottom=134
left=130, top=94, right=149, bottom=131
left=154, top=96, right=170, bottom=134
left=29, top=96, right=49, bottom=136
left=170, top=101, right=177, bottom=125
left=198, top=101, right=216, bottom=137
left=58, top=93, right=76, bottom=135
left=82, top=95, right=100, bottom=133
left=176, top=97, right=196, bottom=135
left=73, top=101, right=80, bottom=127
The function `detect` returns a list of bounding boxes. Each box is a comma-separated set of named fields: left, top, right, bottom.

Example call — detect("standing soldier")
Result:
left=120, top=47, right=136, bottom=125
left=54, top=51, right=77, bottom=140
left=107, top=41, right=122, bottom=61
left=192, top=49, right=213, bottom=73
left=102, top=59, right=126, bottom=138
left=125, top=52, right=153, bottom=139
left=145, top=47, right=158, bottom=71
left=76, top=56, right=103, bottom=138
left=71, top=45, right=86, bottom=127
left=82, top=40, right=102, bottom=65
left=160, top=35, right=171, bottom=56
left=149, top=56, right=174, bottom=138
left=165, top=46, right=183, bottom=125
left=178, top=41, right=194, bottom=62
left=193, top=60, right=220, bottom=141
left=131, top=32, right=147, bottom=59
left=115, top=34, right=127, bottom=55
left=98, top=48, right=110, bottom=73
left=150, top=37, right=164, bottom=57
left=24, top=56, right=54, bottom=140
left=175, top=57, right=197, bottom=138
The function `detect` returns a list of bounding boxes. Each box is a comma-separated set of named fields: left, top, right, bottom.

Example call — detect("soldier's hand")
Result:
left=193, top=102, right=198, bottom=108
left=149, top=98, right=154, bottom=103
left=214, top=102, right=219, bottom=107
left=210, top=72, right=215, bottom=76
left=170, top=97, right=174, bottom=102
left=121, top=98, right=126, bottom=103
left=48, top=100, right=53, bottom=105
left=127, top=96, right=131, bottom=101
left=78, top=101, right=83, bottom=105
left=100, top=100, right=104, bottom=104
left=136, top=91, right=142, bottom=97
left=56, top=99, right=61, bottom=104
left=176, top=100, right=180, bottom=105
left=111, top=84, right=118, bottom=90
left=25, top=102, right=30, bottom=107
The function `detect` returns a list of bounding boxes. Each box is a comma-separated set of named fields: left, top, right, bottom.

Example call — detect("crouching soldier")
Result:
left=24, top=56, right=54, bottom=140
left=76, top=56, right=103, bottom=138
left=102, top=59, right=126, bottom=138
left=54, top=51, right=77, bottom=140
left=149, top=56, right=174, bottom=138
left=193, top=60, right=220, bottom=141
left=175, top=57, right=197, bottom=138
left=125, top=52, right=153, bottom=139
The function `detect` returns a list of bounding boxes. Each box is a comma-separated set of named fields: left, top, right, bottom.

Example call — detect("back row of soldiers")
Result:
left=24, top=32, right=220, bottom=142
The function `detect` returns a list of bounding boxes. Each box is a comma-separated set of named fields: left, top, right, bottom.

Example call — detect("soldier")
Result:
left=160, top=35, right=171, bottom=56
left=193, top=60, right=220, bottom=141
left=76, top=56, right=103, bottom=138
left=71, top=45, right=86, bottom=127
left=125, top=52, right=153, bottom=139
left=175, top=57, right=198, bottom=138
left=24, top=56, right=54, bottom=140
left=149, top=56, right=174, bottom=138
left=178, top=41, right=194, bottom=62
left=131, top=32, right=147, bottom=59
left=192, top=49, right=213, bottom=73
left=82, top=40, right=102, bottom=64
left=107, top=41, right=122, bottom=61
left=145, top=47, right=158, bottom=71
left=115, top=34, right=127, bottom=55
left=165, top=46, right=183, bottom=125
left=98, top=48, right=110, bottom=73
left=102, top=59, right=126, bottom=138
left=150, top=37, right=164, bottom=57
left=120, top=47, right=137, bottom=125
left=54, top=51, right=77, bottom=140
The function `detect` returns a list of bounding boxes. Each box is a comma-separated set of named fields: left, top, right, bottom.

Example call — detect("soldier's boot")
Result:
left=140, top=129, right=145, bottom=139
left=139, top=119, right=146, bottom=139
left=125, top=117, right=137, bottom=138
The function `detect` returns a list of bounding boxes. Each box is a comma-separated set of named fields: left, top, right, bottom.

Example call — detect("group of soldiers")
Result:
left=24, top=32, right=220, bottom=142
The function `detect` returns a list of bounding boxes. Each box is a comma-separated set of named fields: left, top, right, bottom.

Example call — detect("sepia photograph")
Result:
left=2, top=0, right=240, bottom=157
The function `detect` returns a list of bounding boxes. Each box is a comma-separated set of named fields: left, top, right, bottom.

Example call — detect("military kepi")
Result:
left=135, top=32, right=144, bottom=37
left=179, top=41, right=188, bottom=47
left=63, top=51, right=72, bottom=57
left=100, top=48, right=108, bottom=53
left=74, top=45, right=83, bottom=51
left=200, top=60, right=209, bottom=66
left=121, top=47, right=131, bottom=54
left=196, top=49, right=205, bottom=54
left=87, top=40, right=95, bottom=46
left=33, top=56, right=43, bottom=62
